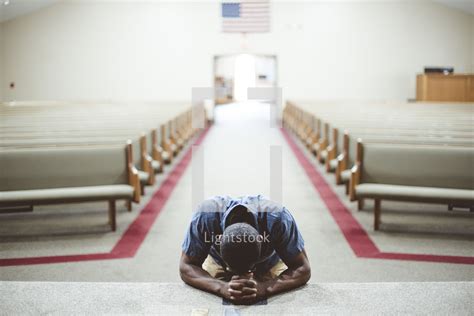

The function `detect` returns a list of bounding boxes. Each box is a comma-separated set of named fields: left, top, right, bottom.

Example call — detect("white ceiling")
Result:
left=0, top=0, right=61, bottom=23
left=0, top=0, right=472, bottom=24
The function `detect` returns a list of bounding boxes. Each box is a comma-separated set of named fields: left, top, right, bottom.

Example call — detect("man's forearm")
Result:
left=180, top=262, right=226, bottom=296
left=259, top=264, right=311, bottom=297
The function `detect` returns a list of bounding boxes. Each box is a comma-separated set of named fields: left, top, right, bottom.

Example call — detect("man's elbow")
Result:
left=300, top=263, right=311, bottom=284
left=304, top=266, right=311, bottom=283
left=179, top=260, right=190, bottom=284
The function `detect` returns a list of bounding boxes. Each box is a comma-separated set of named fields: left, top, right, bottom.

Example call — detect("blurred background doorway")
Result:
left=214, top=54, right=277, bottom=104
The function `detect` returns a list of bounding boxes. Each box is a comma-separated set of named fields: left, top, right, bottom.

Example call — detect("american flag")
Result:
left=222, top=0, right=270, bottom=33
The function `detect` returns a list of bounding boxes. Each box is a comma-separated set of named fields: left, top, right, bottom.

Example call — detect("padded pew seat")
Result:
left=328, top=158, right=338, bottom=171
left=138, top=170, right=149, bottom=184
left=356, top=184, right=474, bottom=204
left=341, top=169, right=351, bottom=182
left=160, top=151, right=171, bottom=164
left=162, top=151, right=171, bottom=161
left=320, top=150, right=328, bottom=161
left=0, top=185, right=134, bottom=205
left=171, top=143, right=178, bottom=153
left=151, top=160, right=161, bottom=172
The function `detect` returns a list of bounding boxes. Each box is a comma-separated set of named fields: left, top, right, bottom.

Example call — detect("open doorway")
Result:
left=214, top=54, right=277, bottom=104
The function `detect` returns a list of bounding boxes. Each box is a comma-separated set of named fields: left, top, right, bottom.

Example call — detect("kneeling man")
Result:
left=179, top=195, right=311, bottom=304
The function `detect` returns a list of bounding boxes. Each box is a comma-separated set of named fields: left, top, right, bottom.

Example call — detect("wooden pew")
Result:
left=0, top=102, right=205, bottom=234
left=0, top=135, right=155, bottom=190
left=0, top=143, right=140, bottom=231
left=0, top=106, right=201, bottom=188
left=335, top=132, right=473, bottom=191
left=283, top=102, right=473, bottom=184
left=349, top=141, right=474, bottom=230
left=283, top=101, right=474, bottom=211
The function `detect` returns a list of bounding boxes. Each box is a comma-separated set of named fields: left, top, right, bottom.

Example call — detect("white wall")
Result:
left=0, top=23, right=4, bottom=102
left=472, top=18, right=474, bottom=72
left=0, top=0, right=472, bottom=102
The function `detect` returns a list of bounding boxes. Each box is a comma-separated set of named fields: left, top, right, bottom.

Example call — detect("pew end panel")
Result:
left=126, top=141, right=141, bottom=204
left=335, top=131, right=350, bottom=185
left=325, top=127, right=339, bottom=172
left=139, top=134, right=155, bottom=185
left=316, top=123, right=330, bottom=162
left=349, top=139, right=363, bottom=202
left=155, top=127, right=171, bottom=164
left=148, top=130, right=164, bottom=173
left=160, top=124, right=174, bottom=162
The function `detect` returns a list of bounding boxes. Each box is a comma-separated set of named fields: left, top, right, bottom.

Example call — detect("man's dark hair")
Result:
left=220, top=223, right=262, bottom=274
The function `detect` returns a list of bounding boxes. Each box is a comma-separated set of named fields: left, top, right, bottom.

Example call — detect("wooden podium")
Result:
left=416, top=73, right=474, bottom=102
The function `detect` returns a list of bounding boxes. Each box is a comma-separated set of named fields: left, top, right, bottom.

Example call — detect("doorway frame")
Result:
left=213, top=53, right=278, bottom=105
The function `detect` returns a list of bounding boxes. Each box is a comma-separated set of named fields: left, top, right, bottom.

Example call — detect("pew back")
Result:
left=0, top=146, right=129, bottom=191
left=360, top=144, right=474, bottom=190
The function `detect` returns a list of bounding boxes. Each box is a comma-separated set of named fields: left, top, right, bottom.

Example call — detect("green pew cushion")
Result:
left=0, top=185, right=134, bottom=205
left=355, top=184, right=474, bottom=204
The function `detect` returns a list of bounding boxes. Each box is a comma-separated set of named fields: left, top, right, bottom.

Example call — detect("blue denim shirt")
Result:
left=182, top=195, right=305, bottom=275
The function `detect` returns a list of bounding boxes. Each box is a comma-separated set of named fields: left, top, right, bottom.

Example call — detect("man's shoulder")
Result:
left=244, top=195, right=286, bottom=214
left=193, top=195, right=291, bottom=220
left=195, top=196, right=229, bottom=212
left=192, top=196, right=231, bottom=221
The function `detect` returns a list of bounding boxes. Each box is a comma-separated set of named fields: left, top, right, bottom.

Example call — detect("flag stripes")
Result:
left=222, top=0, right=270, bottom=33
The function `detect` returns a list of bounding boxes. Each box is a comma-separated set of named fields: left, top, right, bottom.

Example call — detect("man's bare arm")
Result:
left=179, top=252, right=257, bottom=300
left=256, top=249, right=311, bottom=298
left=179, top=252, right=225, bottom=296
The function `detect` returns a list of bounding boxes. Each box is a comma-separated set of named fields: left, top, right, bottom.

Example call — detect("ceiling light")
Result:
left=3, top=0, right=10, bottom=6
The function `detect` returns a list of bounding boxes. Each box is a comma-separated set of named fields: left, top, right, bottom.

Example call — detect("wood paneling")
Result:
left=416, top=74, right=474, bottom=102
